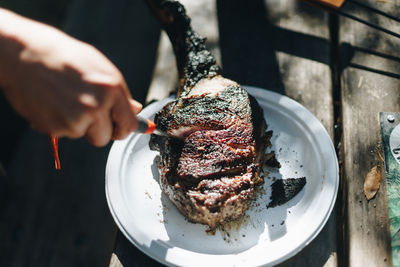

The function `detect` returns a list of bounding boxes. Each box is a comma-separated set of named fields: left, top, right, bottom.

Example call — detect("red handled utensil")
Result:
left=136, top=117, right=183, bottom=139
left=49, top=117, right=181, bottom=170
left=50, top=135, right=61, bottom=170
left=136, top=117, right=157, bottom=134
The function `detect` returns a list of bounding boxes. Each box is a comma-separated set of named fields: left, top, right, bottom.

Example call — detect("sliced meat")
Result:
left=145, top=0, right=270, bottom=229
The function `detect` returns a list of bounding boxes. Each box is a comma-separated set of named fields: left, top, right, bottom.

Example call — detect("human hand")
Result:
left=0, top=9, right=142, bottom=146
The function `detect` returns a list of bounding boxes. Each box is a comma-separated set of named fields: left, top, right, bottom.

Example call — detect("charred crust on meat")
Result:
left=267, top=177, right=306, bottom=208
left=144, top=0, right=220, bottom=97
left=146, top=0, right=271, bottom=229
left=263, top=151, right=281, bottom=168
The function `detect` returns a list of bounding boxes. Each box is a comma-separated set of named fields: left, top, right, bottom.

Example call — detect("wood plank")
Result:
left=111, top=231, right=162, bottom=267
left=109, top=253, right=123, bottom=267
left=145, top=31, right=178, bottom=103
left=217, top=0, right=336, bottom=266
left=339, top=0, right=400, bottom=265
left=267, top=1, right=337, bottom=266
left=114, top=0, right=337, bottom=266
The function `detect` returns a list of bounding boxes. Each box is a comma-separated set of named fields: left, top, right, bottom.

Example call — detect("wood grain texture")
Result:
left=261, top=1, right=336, bottom=266
left=339, top=0, right=400, bottom=265
left=109, top=253, right=123, bottom=267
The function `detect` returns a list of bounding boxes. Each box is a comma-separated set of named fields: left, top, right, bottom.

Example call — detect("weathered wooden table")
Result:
left=0, top=0, right=398, bottom=266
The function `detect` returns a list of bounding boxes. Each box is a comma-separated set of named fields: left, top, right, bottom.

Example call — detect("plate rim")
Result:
left=105, top=86, right=339, bottom=267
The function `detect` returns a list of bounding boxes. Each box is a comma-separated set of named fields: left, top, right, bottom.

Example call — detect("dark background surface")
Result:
left=0, top=0, right=161, bottom=266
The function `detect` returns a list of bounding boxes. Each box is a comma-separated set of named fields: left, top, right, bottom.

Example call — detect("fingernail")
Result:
left=130, top=99, right=143, bottom=112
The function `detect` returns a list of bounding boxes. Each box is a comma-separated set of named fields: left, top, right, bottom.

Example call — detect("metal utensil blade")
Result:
left=153, top=128, right=184, bottom=140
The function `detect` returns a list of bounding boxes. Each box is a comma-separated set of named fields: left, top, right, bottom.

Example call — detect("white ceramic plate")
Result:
left=106, top=86, right=339, bottom=267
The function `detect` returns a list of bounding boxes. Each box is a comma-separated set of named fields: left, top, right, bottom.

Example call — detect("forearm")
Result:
left=0, top=8, right=75, bottom=91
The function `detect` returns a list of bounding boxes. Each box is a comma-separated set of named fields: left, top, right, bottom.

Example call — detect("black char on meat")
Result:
left=146, top=0, right=271, bottom=229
